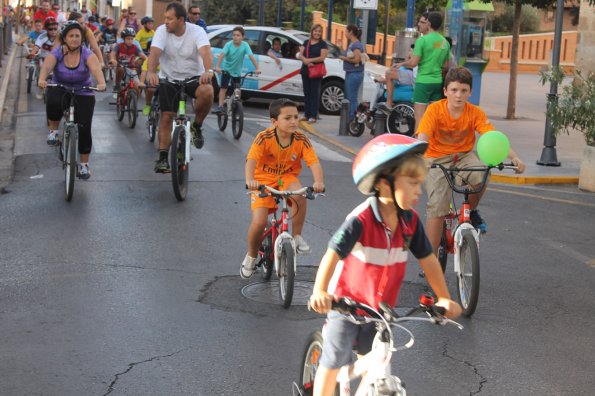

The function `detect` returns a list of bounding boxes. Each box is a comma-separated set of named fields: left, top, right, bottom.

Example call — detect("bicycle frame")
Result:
left=168, top=79, right=193, bottom=166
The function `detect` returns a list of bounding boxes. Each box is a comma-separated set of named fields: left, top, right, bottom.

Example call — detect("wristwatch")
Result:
left=207, top=69, right=214, bottom=74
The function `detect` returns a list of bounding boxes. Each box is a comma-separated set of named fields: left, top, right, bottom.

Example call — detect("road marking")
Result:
left=489, top=187, right=595, bottom=208
left=537, top=238, right=595, bottom=268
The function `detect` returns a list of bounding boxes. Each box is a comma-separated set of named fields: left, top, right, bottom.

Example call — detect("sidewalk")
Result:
left=299, top=72, right=585, bottom=185
left=0, top=42, right=18, bottom=191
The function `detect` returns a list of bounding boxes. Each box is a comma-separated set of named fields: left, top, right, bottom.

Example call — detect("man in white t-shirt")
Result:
left=147, top=1, right=215, bottom=173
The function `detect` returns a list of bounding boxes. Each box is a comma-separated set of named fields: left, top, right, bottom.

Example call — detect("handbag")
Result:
left=306, top=40, right=327, bottom=79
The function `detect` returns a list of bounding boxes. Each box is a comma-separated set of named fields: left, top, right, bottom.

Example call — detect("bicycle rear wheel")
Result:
left=386, top=103, right=415, bottom=136
left=278, top=239, right=295, bottom=308
left=170, top=125, right=189, bottom=201
left=298, top=331, right=339, bottom=396
left=457, top=229, right=480, bottom=317
left=64, top=126, right=77, bottom=202
left=348, top=119, right=365, bottom=137
left=217, top=103, right=228, bottom=131
left=26, top=67, right=33, bottom=94
left=128, top=90, right=137, bottom=128
left=231, top=100, right=243, bottom=139
left=116, top=92, right=125, bottom=121
left=258, top=225, right=274, bottom=281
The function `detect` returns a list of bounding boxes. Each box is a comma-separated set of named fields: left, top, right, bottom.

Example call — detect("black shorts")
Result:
left=158, top=78, right=200, bottom=113
left=220, top=71, right=241, bottom=96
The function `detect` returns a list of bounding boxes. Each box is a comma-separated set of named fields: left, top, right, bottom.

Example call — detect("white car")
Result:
left=207, top=25, right=386, bottom=115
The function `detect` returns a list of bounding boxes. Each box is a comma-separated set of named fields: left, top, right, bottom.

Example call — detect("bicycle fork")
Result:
left=273, top=208, right=296, bottom=277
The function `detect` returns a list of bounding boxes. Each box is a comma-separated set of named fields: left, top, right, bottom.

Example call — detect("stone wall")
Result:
left=575, top=0, right=595, bottom=73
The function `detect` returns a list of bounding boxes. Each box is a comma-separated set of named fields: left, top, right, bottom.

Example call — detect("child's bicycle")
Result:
left=293, top=294, right=463, bottom=396
left=214, top=71, right=257, bottom=139
left=432, top=162, right=517, bottom=317
left=248, top=185, right=324, bottom=308
left=113, top=57, right=140, bottom=128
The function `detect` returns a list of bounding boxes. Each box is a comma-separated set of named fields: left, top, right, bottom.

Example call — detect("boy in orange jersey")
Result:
left=416, top=67, right=525, bottom=254
left=242, top=99, right=325, bottom=279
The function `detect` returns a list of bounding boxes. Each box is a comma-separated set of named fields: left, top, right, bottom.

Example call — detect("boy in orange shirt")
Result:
left=242, top=99, right=325, bottom=278
left=416, top=67, right=525, bottom=253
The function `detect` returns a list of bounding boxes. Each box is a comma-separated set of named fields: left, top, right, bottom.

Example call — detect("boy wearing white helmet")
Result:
left=308, top=134, right=462, bottom=396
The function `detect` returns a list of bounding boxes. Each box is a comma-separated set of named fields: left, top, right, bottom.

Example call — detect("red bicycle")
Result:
left=249, top=185, right=324, bottom=308
left=114, top=57, right=139, bottom=128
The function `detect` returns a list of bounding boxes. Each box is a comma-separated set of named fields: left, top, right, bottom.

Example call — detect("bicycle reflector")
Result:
left=419, top=293, right=435, bottom=307
left=477, top=130, right=510, bottom=166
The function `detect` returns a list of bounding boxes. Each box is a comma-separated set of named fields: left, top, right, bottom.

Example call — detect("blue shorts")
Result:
left=319, top=311, right=377, bottom=369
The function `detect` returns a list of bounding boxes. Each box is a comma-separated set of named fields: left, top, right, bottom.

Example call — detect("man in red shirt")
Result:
left=33, top=0, right=56, bottom=24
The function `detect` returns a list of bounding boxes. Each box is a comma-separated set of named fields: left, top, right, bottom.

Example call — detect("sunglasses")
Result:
left=47, top=27, right=58, bottom=31
left=192, top=12, right=200, bottom=15
left=129, top=12, right=136, bottom=15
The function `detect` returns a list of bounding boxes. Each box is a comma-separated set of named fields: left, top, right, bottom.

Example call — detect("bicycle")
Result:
left=248, top=185, right=324, bottom=308
left=162, top=76, right=200, bottom=201
left=113, top=57, right=139, bottom=128
left=100, top=43, right=114, bottom=82
left=47, top=83, right=100, bottom=202
left=294, top=294, right=462, bottom=396
left=215, top=71, right=256, bottom=139
left=23, top=46, right=41, bottom=94
left=145, top=85, right=159, bottom=143
left=432, top=162, right=517, bottom=317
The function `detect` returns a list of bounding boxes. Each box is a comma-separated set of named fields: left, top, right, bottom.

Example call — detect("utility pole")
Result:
left=537, top=0, right=564, bottom=166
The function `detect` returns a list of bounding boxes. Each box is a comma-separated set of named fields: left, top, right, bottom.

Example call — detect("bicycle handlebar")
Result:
left=46, top=84, right=102, bottom=92
left=160, top=75, right=200, bottom=86
left=247, top=184, right=325, bottom=200
left=431, top=162, right=517, bottom=195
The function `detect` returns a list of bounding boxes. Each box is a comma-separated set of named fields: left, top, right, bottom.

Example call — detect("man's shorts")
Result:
left=250, top=175, right=299, bottom=211
left=413, top=82, right=444, bottom=104
left=158, top=77, right=200, bottom=113
left=424, top=152, right=486, bottom=218
left=318, top=311, right=377, bottom=369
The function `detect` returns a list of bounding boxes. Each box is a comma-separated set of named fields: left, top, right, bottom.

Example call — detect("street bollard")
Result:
left=338, top=98, right=350, bottom=136
left=373, top=109, right=387, bottom=136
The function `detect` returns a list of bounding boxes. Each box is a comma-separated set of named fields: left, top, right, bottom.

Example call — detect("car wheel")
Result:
left=320, top=80, right=344, bottom=115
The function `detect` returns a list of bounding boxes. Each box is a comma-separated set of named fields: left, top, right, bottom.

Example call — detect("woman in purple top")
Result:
left=38, top=21, right=106, bottom=180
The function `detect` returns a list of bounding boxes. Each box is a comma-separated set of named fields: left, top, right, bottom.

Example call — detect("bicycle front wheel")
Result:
left=438, top=223, right=448, bottom=273
left=26, top=67, right=33, bottom=94
left=128, top=91, right=137, bottom=128
left=147, top=106, right=158, bottom=142
left=170, top=125, right=189, bottom=201
left=278, top=239, right=295, bottom=308
left=64, top=126, right=77, bottom=202
left=116, top=93, right=125, bottom=121
left=231, top=100, right=243, bottom=139
left=258, top=225, right=274, bottom=281
left=457, top=229, right=480, bottom=317
left=299, top=331, right=339, bottom=396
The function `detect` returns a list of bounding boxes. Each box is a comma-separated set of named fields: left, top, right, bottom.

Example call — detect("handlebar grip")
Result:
left=433, top=305, right=446, bottom=316
left=331, top=297, right=357, bottom=314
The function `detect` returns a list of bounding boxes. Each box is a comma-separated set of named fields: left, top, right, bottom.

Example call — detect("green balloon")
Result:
left=477, top=131, right=510, bottom=166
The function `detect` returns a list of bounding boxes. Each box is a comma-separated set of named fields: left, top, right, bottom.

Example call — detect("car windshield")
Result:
left=294, top=33, right=340, bottom=59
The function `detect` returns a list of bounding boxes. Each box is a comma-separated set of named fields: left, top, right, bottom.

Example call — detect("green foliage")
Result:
left=540, top=68, right=595, bottom=146
left=492, top=4, right=540, bottom=33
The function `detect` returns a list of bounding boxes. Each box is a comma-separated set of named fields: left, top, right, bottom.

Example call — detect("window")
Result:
left=244, top=30, right=261, bottom=54
left=209, top=31, right=232, bottom=49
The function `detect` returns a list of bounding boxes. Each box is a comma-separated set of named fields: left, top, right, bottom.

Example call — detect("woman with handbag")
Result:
left=339, top=25, right=366, bottom=122
left=298, top=24, right=328, bottom=123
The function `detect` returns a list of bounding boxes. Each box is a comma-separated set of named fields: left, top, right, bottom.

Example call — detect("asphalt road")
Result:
left=0, top=63, right=594, bottom=395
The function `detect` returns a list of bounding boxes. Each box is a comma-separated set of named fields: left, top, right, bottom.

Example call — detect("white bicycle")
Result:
left=294, top=295, right=462, bottom=395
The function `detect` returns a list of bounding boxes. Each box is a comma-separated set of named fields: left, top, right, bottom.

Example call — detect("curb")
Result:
left=0, top=44, right=17, bottom=123
left=299, top=120, right=579, bottom=186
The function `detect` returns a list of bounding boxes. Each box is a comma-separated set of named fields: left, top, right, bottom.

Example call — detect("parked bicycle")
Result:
left=432, top=162, right=517, bottom=317
left=248, top=185, right=324, bottom=308
left=294, top=294, right=462, bottom=396
left=348, top=81, right=415, bottom=137
left=47, top=84, right=100, bottom=202
left=215, top=71, right=257, bottom=139
left=162, top=76, right=200, bottom=201
left=113, top=58, right=139, bottom=128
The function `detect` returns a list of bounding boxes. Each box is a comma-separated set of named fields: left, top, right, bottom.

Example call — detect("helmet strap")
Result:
left=385, top=175, right=410, bottom=251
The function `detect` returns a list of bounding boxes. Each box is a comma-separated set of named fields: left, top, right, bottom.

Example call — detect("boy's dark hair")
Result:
left=427, top=11, right=443, bottom=30
left=269, top=98, right=298, bottom=119
left=34, top=18, right=43, bottom=24
left=68, top=11, right=81, bottom=21
left=346, top=24, right=361, bottom=39
left=444, top=67, right=473, bottom=89
left=233, top=26, right=245, bottom=36
left=272, top=37, right=281, bottom=45
left=166, top=2, right=187, bottom=19
left=188, top=5, right=199, bottom=13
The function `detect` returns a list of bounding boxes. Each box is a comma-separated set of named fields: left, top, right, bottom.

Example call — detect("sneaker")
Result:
left=77, top=164, right=91, bottom=180
left=46, top=131, right=58, bottom=146
left=35, top=91, right=43, bottom=100
left=307, top=118, right=316, bottom=124
left=142, top=105, right=151, bottom=116
left=154, top=158, right=171, bottom=173
left=191, top=122, right=204, bottom=149
left=240, top=254, right=257, bottom=279
left=470, top=210, right=488, bottom=234
left=294, top=235, right=311, bottom=254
